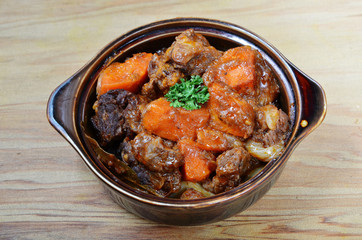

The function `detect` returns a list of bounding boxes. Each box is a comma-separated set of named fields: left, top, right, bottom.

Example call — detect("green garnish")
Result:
left=165, top=75, right=210, bottom=110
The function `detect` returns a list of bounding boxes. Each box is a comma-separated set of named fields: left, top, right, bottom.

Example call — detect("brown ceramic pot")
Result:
left=47, top=18, right=326, bottom=226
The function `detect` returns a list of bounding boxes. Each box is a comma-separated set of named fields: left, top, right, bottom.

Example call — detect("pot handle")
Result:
left=46, top=70, right=85, bottom=147
left=288, top=62, right=327, bottom=142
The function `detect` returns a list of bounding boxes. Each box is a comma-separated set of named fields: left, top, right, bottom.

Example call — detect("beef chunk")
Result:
left=91, top=89, right=133, bottom=146
left=216, top=147, right=251, bottom=178
left=203, top=147, right=251, bottom=194
left=169, top=29, right=222, bottom=76
left=123, top=94, right=149, bottom=134
left=141, top=50, right=184, bottom=99
left=255, top=52, right=280, bottom=106
left=91, top=89, right=148, bottom=147
left=127, top=132, right=184, bottom=173
left=161, top=170, right=182, bottom=194
left=253, top=106, right=289, bottom=147
left=120, top=137, right=181, bottom=195
left=141, top=29, right=222, bottom=99
left=180, top=188, right=204, bottom=200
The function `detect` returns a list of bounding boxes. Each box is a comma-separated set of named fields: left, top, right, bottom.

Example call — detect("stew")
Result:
left=90, top=29, right=290, bottom=199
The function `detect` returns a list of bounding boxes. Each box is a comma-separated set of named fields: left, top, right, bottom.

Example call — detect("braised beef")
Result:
left=91, top=89, right=148, bottom=147
left=91, top=89, right=132, bottom=146
left=253, top=108, right=289, bottom=147
left=128, top=132, right=184, bottom=173
left=123, top=94, right=149, bottom=134
left=142, top=50, right=184, bottom=99
left=161, top=170, right=182, bottom=194
left=180, top=188, right=204, bottom=200
left=255, top=52, right=280, bottom=106
left=169, top=29, right=222, bottom=76
left=204, top=147, right=251, bottom=194
left=141, top=29, right=222, bottom=99
left=120, top=138, right=182, bottom=195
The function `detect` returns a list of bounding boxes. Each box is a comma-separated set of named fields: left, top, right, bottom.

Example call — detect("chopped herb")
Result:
left=165, top=75, right=210, bottom=110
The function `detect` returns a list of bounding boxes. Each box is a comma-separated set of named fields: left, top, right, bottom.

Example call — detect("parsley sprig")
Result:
left=165, top=75, right=210, bottom=110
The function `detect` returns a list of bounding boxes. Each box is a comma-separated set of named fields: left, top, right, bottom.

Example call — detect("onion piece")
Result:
left=245, top=140, right=284, bottom=162
left=181, top=181, right=215, bottom=197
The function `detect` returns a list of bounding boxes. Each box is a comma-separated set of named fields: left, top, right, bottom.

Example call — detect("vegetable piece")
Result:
left=259, top=105, right=280, bottom=130
left=196, top=128, right=243, bottom=152
left=203, top=46, right=257, bottom=96
left=253, top=106, right=290, bottom=147
left=96, top=52, right=153, bottom=95
left=141, top=98, right=209, bottom=141
left=180, top=181, right=214, bottom=198
left=246, top=166, right=264, bottom=180
left=177, top=139, right=216, bottom=182
left=168, top=181, right=214, bottom=199
left=164, top=75, right=210, bottom=110
left=207, top=81, right=255, bottom=138
left=245, top=139, right=284, bottom=162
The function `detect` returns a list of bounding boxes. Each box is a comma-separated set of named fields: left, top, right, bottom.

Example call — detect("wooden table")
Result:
left=1, top=1, right=361, bottom=239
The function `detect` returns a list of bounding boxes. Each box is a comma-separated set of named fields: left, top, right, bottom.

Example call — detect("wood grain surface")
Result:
left=1, top=0, right=361, bottom=239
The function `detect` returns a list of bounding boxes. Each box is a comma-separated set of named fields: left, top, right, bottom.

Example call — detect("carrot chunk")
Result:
left=97, top=52, right=153, bottom=95
left=196, top=128, right=244, bottom=152
left=204, top=46, right=257, bottom=96
left=141, top=98, right=210, bottom=141
left=207, top=81, right=255, bottom=138
left=178, top=139, right=216, bottom=182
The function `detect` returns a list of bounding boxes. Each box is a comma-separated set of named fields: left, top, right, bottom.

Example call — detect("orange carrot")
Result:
left=207, top=81, right=255, bottom=138
left=141, top=98, right=209, bottom=141
left=196, top=128, right=243, bottom=152
left=205, top=46, right=257, bottom=96
left=97, top=52, right=153, bottom=95
left=177, top=139, right=216, bottom=182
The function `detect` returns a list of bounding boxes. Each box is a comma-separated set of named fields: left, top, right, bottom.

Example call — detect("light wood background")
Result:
left=1, top=1, right=361, bottom=239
